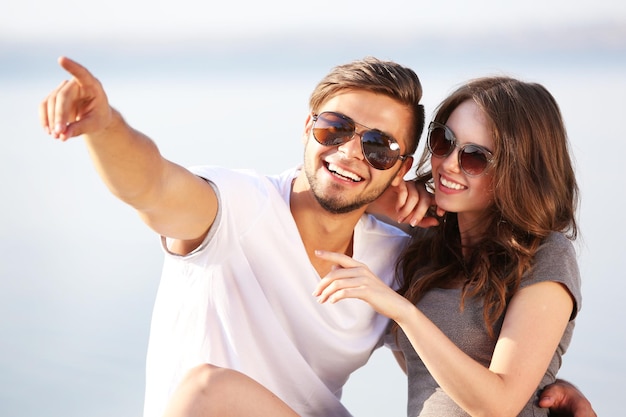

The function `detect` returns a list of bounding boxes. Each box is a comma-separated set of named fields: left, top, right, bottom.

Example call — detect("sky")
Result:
left=2, top=0, right=625, bottom=42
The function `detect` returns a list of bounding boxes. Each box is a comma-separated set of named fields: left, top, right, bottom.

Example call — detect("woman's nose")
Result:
left=441, top=146, right=461, bottom=173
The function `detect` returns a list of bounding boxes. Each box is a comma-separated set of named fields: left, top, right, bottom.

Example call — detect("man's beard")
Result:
left=313, top=190, right=375, bottom=214
left=306, top=167, right=395, bottom=215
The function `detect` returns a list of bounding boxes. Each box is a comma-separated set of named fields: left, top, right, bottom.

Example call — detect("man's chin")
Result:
left=315, top=196, right=370, bottom=215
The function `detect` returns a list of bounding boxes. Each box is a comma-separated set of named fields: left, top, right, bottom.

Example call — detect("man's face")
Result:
left=302, top=90, right=414, bottom=214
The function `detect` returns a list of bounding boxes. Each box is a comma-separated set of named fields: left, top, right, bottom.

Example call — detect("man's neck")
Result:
left=290, top=173, right=364, bottom=277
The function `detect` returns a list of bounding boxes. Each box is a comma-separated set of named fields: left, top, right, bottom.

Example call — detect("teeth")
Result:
left=328, top=163, right=362, bottom=182
left=441, top=176, right=466, bottom=190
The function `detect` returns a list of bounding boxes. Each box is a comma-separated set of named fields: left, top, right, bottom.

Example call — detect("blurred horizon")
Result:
left=2, top=19, right=625, bottom=78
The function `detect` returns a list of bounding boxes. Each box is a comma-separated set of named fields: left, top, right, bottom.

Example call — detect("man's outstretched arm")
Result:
left=39, top=56, right=217, bottom=246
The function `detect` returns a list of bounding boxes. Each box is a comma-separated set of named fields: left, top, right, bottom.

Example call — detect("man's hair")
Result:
left=309, top=57, right=425, bottom=155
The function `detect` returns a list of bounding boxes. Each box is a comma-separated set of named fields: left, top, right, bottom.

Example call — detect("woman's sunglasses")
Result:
left=427, top=121, right=494, bottom=176
left=312, top=111, right=408, bottom=170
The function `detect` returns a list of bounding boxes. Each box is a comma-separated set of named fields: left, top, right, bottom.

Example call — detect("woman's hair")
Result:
left=396, top=76, right=579, bottom=336
left=309, top=56, right=425, bottom=155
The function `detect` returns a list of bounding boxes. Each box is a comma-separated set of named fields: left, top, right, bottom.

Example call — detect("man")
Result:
left=40, top=56, right=595, bottom=417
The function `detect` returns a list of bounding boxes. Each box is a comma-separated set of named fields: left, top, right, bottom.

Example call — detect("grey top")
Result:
left=391, top=232, right=582, bottom=417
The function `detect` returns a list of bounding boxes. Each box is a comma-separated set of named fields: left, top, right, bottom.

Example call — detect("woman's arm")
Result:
left=313, top=252, right=574, bottom=417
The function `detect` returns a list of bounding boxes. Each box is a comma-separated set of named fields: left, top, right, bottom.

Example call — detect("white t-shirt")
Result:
left=143, top=166, right=409, bottom=417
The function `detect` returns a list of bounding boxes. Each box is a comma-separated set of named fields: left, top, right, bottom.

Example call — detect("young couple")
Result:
left=40, top=55, right=595, bottom=416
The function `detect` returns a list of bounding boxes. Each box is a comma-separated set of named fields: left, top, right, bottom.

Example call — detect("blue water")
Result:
left=1, top=41, right=624, bottom=416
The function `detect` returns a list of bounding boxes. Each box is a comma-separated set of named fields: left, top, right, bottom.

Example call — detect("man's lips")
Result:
left=327, top=162, right=363, bottom=182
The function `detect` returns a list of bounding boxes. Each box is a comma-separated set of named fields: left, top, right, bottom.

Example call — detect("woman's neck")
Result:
left=457, top=213, right=489, bottom=257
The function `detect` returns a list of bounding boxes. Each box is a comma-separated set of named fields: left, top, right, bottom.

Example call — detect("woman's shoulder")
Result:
left=523, top=231, right=582, bottom=313
left=537, top=231, right=577, bottom=259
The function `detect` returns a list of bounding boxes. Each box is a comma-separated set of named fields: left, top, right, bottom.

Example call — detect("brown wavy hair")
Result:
left=395, top=76, right=579, bottom=337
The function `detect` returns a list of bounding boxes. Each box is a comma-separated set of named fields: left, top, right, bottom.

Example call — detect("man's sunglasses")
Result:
left=312, top=111, right=409, bottom=170
left=427, top=121, right=494, bottom=176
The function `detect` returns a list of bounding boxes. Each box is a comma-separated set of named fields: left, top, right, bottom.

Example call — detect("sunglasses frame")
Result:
left=427, top=121, right=494, bottom=177
left=311, top=111, right=409, bottom=170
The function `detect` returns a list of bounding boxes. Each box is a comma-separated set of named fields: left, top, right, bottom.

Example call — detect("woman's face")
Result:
left=430, top=100, right=495, bottom=228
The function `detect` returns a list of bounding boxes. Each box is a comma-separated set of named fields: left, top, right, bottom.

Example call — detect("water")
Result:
left=1, top=43, right=624, bottom=416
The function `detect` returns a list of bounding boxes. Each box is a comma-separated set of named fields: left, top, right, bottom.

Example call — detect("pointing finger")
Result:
left=58, top=56, right=98, bottom=88
left=40, top=57, right=112, bottom=142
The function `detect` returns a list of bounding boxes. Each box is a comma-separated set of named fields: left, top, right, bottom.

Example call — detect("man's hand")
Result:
left=539, top=379, right=597, bottom=417
left=39, top=56, right=113, bottom=141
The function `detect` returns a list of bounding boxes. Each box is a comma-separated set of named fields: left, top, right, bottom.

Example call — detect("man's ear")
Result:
left=302, top=113, right=313, bottom=144
left=391, top=156, right=414, bottom=186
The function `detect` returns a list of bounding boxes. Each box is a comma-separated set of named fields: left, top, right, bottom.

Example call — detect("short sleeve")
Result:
left=521, top=232, right=582, bottom=319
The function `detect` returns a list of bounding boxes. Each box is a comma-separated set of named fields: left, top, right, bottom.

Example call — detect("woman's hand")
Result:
left=312, top=250, right=413, bottom=322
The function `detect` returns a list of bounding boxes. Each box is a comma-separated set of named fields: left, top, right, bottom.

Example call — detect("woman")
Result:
left=315, top=76, right=582, bottom=416
left=163, top=76, right=592, bottom=416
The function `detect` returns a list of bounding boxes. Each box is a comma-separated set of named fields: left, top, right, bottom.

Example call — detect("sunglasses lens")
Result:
left=459, top=146, right=490, bottom=176
left=361, top=131, right=400, bottom=170
left=429, top=123, right=492, bottom=176
left=428, top=127, right=454, bottom=157
left=313, top=112, right=354, bottom=146
left=313, top=112, right=402, bottom=170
